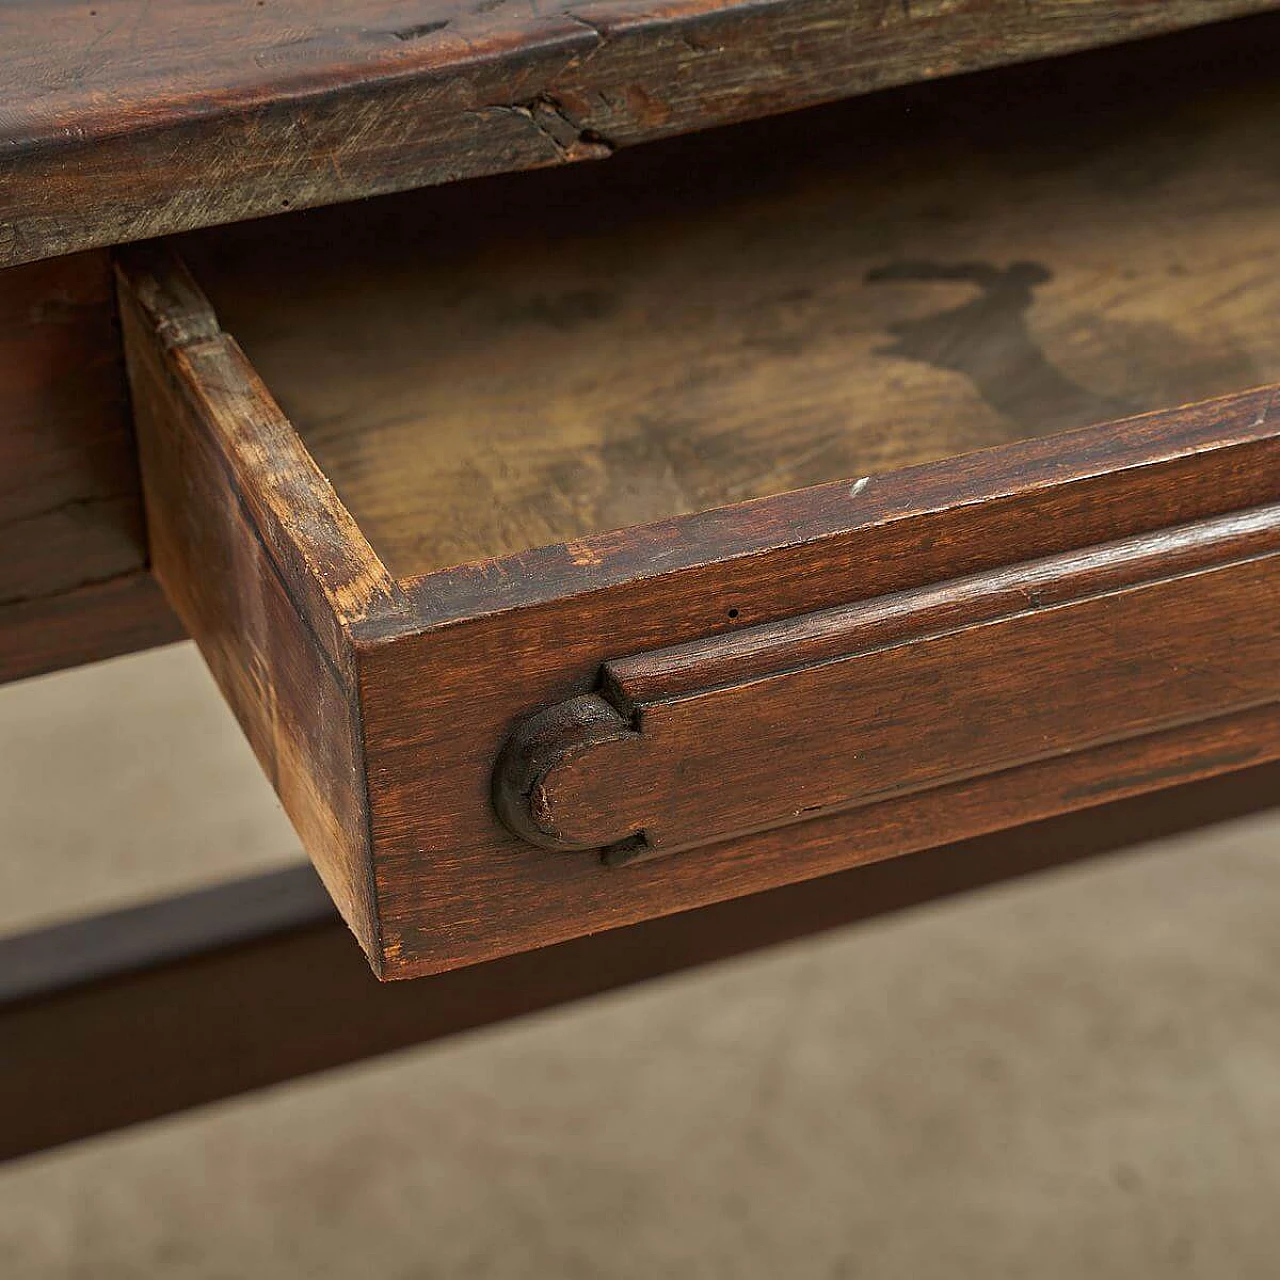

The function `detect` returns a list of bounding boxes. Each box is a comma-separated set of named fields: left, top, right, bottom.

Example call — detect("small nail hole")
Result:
left=727, top=608, right=739, bottom=619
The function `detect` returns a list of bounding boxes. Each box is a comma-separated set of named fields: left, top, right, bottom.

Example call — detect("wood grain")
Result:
left=117, top=250, right=402, bottom=968
left=0, top=250, right=181, bottom=683
left=186, top=22, right=1280, bottom=577
left=3, top=1, right=1276, bottom=266
left=120, top=248, right=409, bottom=669
left=5, top=761, right=1277, bottom=1160
left=495, top=505, right=1280, bottom=858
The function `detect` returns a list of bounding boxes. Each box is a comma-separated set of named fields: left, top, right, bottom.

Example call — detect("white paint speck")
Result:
left=850, top=476, right=871, bottom=498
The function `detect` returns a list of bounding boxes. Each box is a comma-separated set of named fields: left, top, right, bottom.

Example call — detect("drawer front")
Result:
left=120, top=245, right=1280, bottom=979
left=358, top=402, right=1280, bottom=978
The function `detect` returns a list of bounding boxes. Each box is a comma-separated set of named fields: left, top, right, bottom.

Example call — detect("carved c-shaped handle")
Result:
left=493, top=503, right=1280, bottom=866
left=492, top=694, right=648, bottom=854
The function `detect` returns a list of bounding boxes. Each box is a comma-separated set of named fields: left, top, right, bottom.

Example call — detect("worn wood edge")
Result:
left=115, top=246, right=411, bottom=668
left=384, top=701, right=1280, bottom=978
left=384, top=386, right=1280, bottom=636
left=4, top=759, right=1277, bottom=1161
left=5, top=2, right=1278, bottom=267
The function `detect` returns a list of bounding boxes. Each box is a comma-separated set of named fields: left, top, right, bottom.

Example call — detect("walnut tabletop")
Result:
left=2, top=0, right=1276, bottom=265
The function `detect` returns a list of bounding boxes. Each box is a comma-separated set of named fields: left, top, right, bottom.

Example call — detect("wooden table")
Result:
left=3, top=0, right=1279, bottom=1160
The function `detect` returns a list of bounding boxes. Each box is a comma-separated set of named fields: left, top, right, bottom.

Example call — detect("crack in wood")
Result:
left=513, top=93, right=616, bottom=160
left=389, top=19, right=450, bottom=41
left=0, top=564, right=150, bottom=611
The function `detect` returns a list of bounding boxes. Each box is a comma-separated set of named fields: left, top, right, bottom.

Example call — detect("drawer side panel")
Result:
left=118, top=265, right=383, bottom=966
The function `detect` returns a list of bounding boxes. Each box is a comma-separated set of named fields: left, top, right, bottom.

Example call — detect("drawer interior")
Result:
left=179, top=18, right=1280, bottom=582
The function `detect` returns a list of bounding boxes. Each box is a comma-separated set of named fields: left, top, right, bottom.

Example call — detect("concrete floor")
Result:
left=1, top=643, right=1279, bottom=1278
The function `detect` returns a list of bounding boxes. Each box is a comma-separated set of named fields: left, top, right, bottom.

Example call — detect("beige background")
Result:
left=1, top=642, right=1278, bottom=1278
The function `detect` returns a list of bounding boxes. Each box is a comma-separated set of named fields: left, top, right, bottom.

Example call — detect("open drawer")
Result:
left=118, top=26, right=1280, bottom=978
